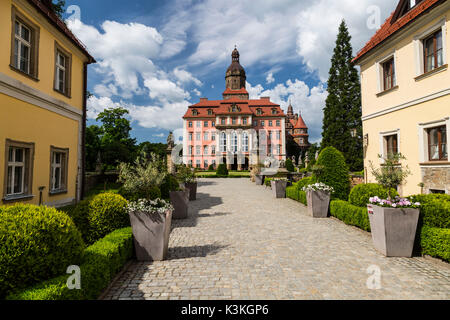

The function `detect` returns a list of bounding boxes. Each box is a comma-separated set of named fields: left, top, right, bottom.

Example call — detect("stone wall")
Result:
left=421, top=167, right=449, bottom=194
left=350, top=175, right=365, bottom=188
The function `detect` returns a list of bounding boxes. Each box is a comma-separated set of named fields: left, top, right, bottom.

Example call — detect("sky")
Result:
left=63, top=0, right=397, bottom=144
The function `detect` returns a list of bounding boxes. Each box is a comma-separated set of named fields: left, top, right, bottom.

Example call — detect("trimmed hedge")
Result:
left=87, top=193, right=129, bottom=245
left=286, top=159, right=295, bottom=172
left=63, top=199, right=91, bottom=244
left=421, top=226, right=450, bottom=262
left=216, top=164, right=229, bottom=176
left=349, top=183, right=399, bottom=208
left=286, top=186, right=307, bottom=206
left=330, top=200, right=371, bottom=232
left=295, top=177, right=315, bottom=190
left=7, top=227, right=134, bottom=300
left=410, top=194, right=450, bottom=229
left=0, top=205, right=84, bottom=298
left=160, top=174, right=180, bottom=199
left=314, top=147, right=351, bottom=201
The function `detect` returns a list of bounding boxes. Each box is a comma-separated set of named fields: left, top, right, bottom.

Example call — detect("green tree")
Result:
left=322, top=20, right=363, bottom=172
left=85, top=125, right=102, bottom=171
left=51, top=0, right=66, bottom=18
left=96, top=107, right=137, bottom=168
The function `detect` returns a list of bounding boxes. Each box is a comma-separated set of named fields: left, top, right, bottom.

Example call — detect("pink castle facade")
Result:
left=182, top=48, right=287, bottom=170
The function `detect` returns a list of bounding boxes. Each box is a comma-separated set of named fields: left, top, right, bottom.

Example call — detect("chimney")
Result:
left=200, top=98, right=208, bottom=102
left=261, top=97, right=270, bottom=101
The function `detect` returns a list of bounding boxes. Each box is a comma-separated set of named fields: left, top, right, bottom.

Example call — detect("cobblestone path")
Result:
left=103, top=179, right=450, bottom=300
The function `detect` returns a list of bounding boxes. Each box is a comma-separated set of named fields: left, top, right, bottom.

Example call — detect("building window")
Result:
left=424, top=30, right=443, bottom=73
left=208, top=109, right=213, bottom=116
left=253, top=121, right=258, bottom=127
left=196, top=146, right=201, bottom=155
left=196, top=132, right=201, bottom=141
left=256, top=109, right=263, bottom=115
left=196, top=160, right=201, bottom=168
left=271, top=109, right=277, bottom=115
left=261, top=121, right=265, bottom=127
left=277, top=145, right=282, bottom=155
left=4, top=140, right=34, bottom=199
left=54, top=43, right=72, bottom=96
left=382, top=58, right=395, bottom=91
left=220, top=132, right=227, bottom=152
left=242, top=132, right=249, bottom=152
left=212, top=121, right=215, bottom=127
left=189, top=133, right=193, bottom=141
left=50, top=147, right=69, bottom=194
left=189, top=146, right=193, bottom=156
left=428, top=126, right=447, bottom=161
left=221, top=118, right=226, bottom=125
left=188, top=121, right=193, bottom=128
left=188, top=160, right=193, bottom=167
left=269, top=120, right=273, bottom=127
left=204, top=160, right=208, bottom=168
left=204, top=132, right=209, bottom=141
left=204, top=146, right=209, bottom=155
left=232, top=117, right=237, bottom=125
left=212, top=159, right=216, bottom=168
left=268, top=131, right=272, bottom=140
left=243, top=117, right=248, bottom=125
left=212, top=145, right=216, bottom=155
left=300, top=138, right=304, bottom=144
left=384, top=134, right=399, bottom=156
left=196, top=121, right=201, bottom=128
left=268, top=144, right=272, bottom=156
left=276, top=120, right=281, bottom=127
left=204, top=121, right=209, bottom=128
left=11, top=7, right=40, bottom=79
left=276, top=131, right=281, bottom=140
left=212, top=133, right=216, bottom=141
left=231, top=132, right=238, bottom=153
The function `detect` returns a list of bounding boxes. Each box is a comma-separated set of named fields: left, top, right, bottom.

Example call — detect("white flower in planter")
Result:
left=302, top=183, right=334, bottom=193
left=128, top=198, right=174, bottom=215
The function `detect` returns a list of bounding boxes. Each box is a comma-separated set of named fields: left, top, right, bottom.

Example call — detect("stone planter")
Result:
left=368, top=205, right=420, bottom=258
left=307, top=190, right=331, bottom=218
left=184, top=182, right=197, bottom=201
left=271, top=180, right=287, bottom=198
left=255, top=175, right=264, bottom=185
left=170, top=190, right=189, bottom=220
left=128, top=209, right=172, bottom=261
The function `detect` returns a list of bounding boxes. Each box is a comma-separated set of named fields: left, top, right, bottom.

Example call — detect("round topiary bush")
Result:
left=87, top=193, right=129, bottom=244
left=296, top=176, right=315, bottom=190
left=160, top=175, right=180, bottom=199
left=216, top=164, right=229, bottom=176
left=349, top=183, right=399, bottom=207
left=314, top=147, right=351, bottom=201
left=64, top=199, right=91, bottom=243
left=0, top=204, right=84, bottom=298
left=286, top=159, right=295, bottom=172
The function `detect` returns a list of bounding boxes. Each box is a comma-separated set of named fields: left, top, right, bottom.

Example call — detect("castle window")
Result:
left=208, top=109, right=213, bottom=115
left=231, top=132, right=238, bottom=153
left=242, top=117, right=248, bottom=125
left=271, top=109, right=278, bottom=115
left=242, top=132, right=249, bottom=152
left=221, top=118, right=226, bottom=125
left=256, top=109, right=263, bottom=115
left=192, top=109, right=199, bottom=116
left=232, top=117, right=237, bottom=125
left=11, top=7, right=40, bottom=79
left=276, top=120, right=281, bottom=127
left=220, top=132, right=227, bottom=152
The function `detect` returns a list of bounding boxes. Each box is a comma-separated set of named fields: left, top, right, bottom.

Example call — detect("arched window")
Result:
left=242, top=132, right=249, bottom=152
left=192, top=109, right=199, bottom=116
left=231, top=132, right=238, bottom=153
left=220, top=132, right=227, bottom=152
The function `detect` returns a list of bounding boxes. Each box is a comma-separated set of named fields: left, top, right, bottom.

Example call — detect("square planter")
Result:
left=307, top=190, right=331, bottom=218
left=184, top=182, right=197, bottom=201
left=170, top=190, right=189, bottom=220
left=255, top=175, right=264, bottom=185
left=128, top=209, right=172, bottom=261
left=368, top=205, right=420, bottom=258
left=271, top=180, right=287, bottom=198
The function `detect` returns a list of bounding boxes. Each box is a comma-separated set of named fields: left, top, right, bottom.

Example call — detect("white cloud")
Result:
left=247, top=79, right=328, bottom=142
left=153, top=133, right=165, bottom=138
left=192, top=88, right=202, bottom=97
left=266, top=72, right=275, bottom=84
left=144, top=78, right=191, bottom=103
left=173, top=68, right=203, bottom=87
left=86, top=96, right=121, bottom=119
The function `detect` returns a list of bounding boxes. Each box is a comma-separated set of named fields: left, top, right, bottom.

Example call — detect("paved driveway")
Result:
left=103, top=179, right=450, bottom=300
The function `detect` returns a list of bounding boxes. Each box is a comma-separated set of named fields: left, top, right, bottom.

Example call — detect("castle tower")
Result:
left=223, top=47, right=249, bottom=100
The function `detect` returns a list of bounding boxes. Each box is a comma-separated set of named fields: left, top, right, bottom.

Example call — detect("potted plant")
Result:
left=176, top=165, right=197, bottom=201
left=128, top=199, right=174, bottom=261
left=368, top=153, right=420, bottom=257
left=271, top=178, right=288, bottom=198
left=303, top=183, right=334, bottom=218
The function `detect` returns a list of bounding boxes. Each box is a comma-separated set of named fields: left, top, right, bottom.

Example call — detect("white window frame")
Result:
left=204, top=145, right=209, bottom=155
left=220, top=132, right=227, bottom=153
left=14, top=21, right=31, bottom=74
left=242, top=132, right=249, bottom=152
left=231, top=131, right=238, bottom=154
left=196, top=145, right=201, bottom=156
left=55, top=51, right=66, bottom=93
left=413, top=19, right=447, bottom=77
left=204, top=132, right=209, bottom=141
left=376, top=50, right=397, bottom=93
left=6, top=147, right=25, bottom=196
left=51, top=151, right=65, bottom=191
left=418, top=117, right=450, bottom=163
left=379, top=129, right=401, bottom=163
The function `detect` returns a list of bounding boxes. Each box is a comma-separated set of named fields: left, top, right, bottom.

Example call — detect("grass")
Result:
left=196, top=171, right=250, bottom=178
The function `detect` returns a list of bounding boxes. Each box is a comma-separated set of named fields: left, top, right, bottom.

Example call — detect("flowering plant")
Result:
left=302, top=183, right=334, bottom=193
left=128, top=198, right=174, bottom=215
left=369, top=196, right=420, bottom=208
left=272, top=178, right=288, bottom=182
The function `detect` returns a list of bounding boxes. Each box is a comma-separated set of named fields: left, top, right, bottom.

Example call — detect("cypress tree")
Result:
left=322, top=20, right=363, bottom=172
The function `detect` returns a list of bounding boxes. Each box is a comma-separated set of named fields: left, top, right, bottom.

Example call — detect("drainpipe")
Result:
left=81, top=62, right=88, bottom=201
left=39, top=186, right=46, bottom=206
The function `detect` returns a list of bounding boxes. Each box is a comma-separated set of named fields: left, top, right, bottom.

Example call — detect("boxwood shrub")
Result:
left=330, top=200, right=371, bottom=232
left=87, top=193, right=129, bottom=245
left=0, top=205, right=84, bottom=298
left=286, top=186, right=307, bottom=206
left=160, top=174, right=180, bottom=199
left=216, top=164, right=229, bottom=176
left=409, top=194, right=450, bottom=229
left=63, top=199, right=91, bottom=244
left=420, top=226, right=450, bottom=262
left=295, top=177, right=315, bottom=191
left=349, top=183, right=399, bottom=208
left=314, top=147, right=351, bottom=201
left=7, top=227, right=134, bottom=300
left=285, top=159, right=295, bottom=172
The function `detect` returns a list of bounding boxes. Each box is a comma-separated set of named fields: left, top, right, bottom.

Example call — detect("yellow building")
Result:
left=354, top=0, right=449, bottom=196
left=0, top=0, right=94, bottom=207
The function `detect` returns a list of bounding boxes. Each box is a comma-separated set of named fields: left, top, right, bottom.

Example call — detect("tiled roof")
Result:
left=353, top=0, right=444, bottom=63
left=27, top=0, right=95, bottom=63
left=183, top=98, right=285, bottom=119
left=294, top=115, right=308, bottom=129
left=223, top=88, right=249, bottom=95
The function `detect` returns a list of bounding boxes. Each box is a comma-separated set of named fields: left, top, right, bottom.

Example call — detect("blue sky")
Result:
left=63, top=0, right=396, bottom=144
